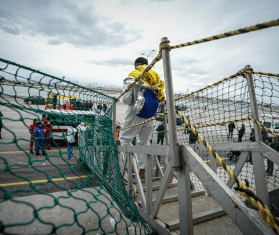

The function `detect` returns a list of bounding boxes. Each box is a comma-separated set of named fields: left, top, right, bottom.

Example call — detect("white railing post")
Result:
left=161, top=37, right=193, bottom=235
left=161, top=37, right=180, bottom=172
left=245, top=65, right=270, bottom=208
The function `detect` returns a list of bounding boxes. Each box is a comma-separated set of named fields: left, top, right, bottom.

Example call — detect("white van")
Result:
left=259, top=114, right=279, bottom=139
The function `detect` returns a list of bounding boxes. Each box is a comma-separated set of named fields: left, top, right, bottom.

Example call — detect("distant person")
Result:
left=248, top=128, right=255, bottom=163
left=76, top=101, right=81, bottom=110
left=0, top=111, right=3, bottom=139
left=186, top=129, right=198, bottom=144
left=89, top=101, right=93, bottom=111
left=97, top=104, right=102, bottom=113
left=66, top=101, right=70, bottom=110
left=115, top=126, right=121, bottom=146
left=228, top=122, right=235, bottom=139
left=103, top=103, right=107, bottom=113
left=261, top=129, right=267, bottom=143
left=156, top=122, right=165, bottom=145
left=266, top=138, right=278, bottom=176
left=29, top=119, right=38, bottom=154
left=66, top=124, right=77, bottom=160
left=238, top=124, right=245, bottom=142
left=42, top=114, right=48, bottom=122
left=35, top=122, right=45, bottom=155
left=43, top=122, right=52, bottom=150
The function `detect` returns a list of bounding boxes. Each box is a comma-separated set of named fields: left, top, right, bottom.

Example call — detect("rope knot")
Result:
left=159, top=40, right=171, bottom=58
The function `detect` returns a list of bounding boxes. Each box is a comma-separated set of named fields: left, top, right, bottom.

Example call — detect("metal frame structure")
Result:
left=114, top=40, right=277, bottom=234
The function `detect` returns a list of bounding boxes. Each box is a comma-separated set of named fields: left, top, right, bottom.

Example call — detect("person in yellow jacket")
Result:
left=119, top=57, right=165, bottom=178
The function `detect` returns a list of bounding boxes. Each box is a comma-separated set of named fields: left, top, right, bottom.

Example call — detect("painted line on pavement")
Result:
left=0, top=150, right=78, bottom=155
left=0, top=175, right=94, bottom=187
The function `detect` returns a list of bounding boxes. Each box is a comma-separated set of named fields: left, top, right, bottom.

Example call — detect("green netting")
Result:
left=149, top=71, right=279, bottom=218
left=0, top=58, right=156, bottom=234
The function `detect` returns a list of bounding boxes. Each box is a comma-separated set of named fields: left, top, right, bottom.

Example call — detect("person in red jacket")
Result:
left=43, top=122, right=52, bottom=150
left=29, top=119, right=38, bottom=154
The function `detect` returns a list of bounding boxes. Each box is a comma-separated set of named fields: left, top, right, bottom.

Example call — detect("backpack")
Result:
left=136, top=89, right=159, bottom=119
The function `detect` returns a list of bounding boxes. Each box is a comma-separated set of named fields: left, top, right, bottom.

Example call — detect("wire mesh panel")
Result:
left=149, top=71, right=279, bottom=219
left=0, top=58, right=155, bottom=234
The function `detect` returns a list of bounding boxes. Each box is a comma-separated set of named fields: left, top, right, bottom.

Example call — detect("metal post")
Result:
left=245, top=65, right=270, bottom=208
left=161, top=37, right=180, bottom=172
left=246, top=65, right=262, bottom=142
left=177, top=161, right=193, bottom=235
left=112, top=100, right=116, bottom=142
left=162, top=105, right=168, bottom=173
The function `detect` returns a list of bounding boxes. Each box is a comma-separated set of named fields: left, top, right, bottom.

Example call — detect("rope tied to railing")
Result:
left=176, top=110, right=279, bottom=233
left=159, top=39, right=171, bottom=57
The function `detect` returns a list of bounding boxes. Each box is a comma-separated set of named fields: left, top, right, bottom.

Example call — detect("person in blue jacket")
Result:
left=35, top=122, right=45, bottom=155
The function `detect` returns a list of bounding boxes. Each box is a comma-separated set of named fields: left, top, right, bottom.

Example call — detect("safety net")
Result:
left=150, top=70, right=279, bottom=218
left=0, top=58, right=156, bottom=234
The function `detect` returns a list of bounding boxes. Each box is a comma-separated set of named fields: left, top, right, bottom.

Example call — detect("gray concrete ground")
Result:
left=1, top=94, right=278, bottom=234
left=0, top=186, right=139, bottom=235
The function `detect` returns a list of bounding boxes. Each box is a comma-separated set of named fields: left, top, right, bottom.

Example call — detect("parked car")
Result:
left=175, top=104, right=188, bottom=111
left=24, top=96, right=45, bottom=105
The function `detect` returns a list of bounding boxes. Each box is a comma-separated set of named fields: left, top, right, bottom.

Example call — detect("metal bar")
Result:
left=155, top=155, right=161, bottom=177
left=258, top=142, right=279, bottom=166
left=112, top=100, right=116, bottom=142
left=167, top=208, right=226, bottom=231
left=177, top=162, right=193, bottom=235
left=138, top=191, right=206, bottom=207
left=136, top=205, right=172, bottom=235
left=137, top=182, right=177, bottom=192
left=207, top=153, right=217, bottom=197
left=161, top=37, right=180, bottom=172
left=128, top=153, right=132, bottom=193
left=132, top=177, right=161, bottom=184
left=131, top=154, right=146, bottom=210
left=188, top=142, right=259, bottom=151
left=162, top=105, right=169, bottom=174
left=162, top=105, right=169, bottom=145
left=227, top=151, right=249, bottom=189
left=151, top=163, right=173, bottom=218
left=155, top=155, right=164, bottom=177
left=246, top=65, right=262, bottom=141
left=121, top=152, right=128, bottom=178
left=246, top=65, right=269, bottom=208
left=146, top=154, right=153, bottom=214
left=117, top=145, right=170, bottom=156
left=252, top=151, right=270, bottom=207
left=181, top=144, right=275, bottom=235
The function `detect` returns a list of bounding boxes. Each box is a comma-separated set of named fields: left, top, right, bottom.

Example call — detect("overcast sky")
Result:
left=0, top=0, right=278, bottom=93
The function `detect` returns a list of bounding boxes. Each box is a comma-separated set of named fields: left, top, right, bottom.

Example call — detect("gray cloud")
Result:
left=86, top=58, right=133, bottom=66
left=0, top=0, right=141, bottom=49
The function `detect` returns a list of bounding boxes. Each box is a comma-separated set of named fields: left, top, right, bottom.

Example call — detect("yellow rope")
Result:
left=174, top=73, right=240, bottom=102
left=153, top=117, right=248, bottom=135
left=171, top=19, right=279, bottom=49
left=117, top=112, right=167, bottom=132
left=176, top=110, right=279, bottom=233
left=251, top=71, right=279, bottom=78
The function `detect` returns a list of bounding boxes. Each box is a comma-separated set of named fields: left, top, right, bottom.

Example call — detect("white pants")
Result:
left=120, top=117, right=153, bottom=169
